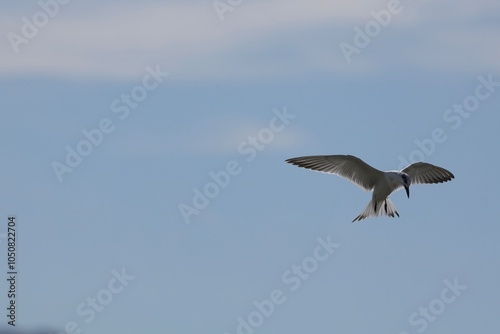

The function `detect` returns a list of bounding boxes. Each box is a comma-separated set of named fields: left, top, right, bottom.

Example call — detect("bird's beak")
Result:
left=405, top=186, right=410, bottom=198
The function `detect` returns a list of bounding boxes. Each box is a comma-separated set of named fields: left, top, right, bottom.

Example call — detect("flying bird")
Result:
left=285, top=155, right=454, bottom=222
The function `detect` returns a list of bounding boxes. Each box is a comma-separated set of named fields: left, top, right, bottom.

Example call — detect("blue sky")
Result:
left=1, top=0, right=499, bottom=333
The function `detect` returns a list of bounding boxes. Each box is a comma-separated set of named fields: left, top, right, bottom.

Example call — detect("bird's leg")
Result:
left=384, top=200, right=388, bottom=213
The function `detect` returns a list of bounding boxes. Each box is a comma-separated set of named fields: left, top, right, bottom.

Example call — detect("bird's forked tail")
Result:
left=352, top=198, right=400, bottom=222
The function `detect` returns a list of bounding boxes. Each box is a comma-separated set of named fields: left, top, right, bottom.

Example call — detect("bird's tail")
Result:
left=352, top=198, right=400, bottom=222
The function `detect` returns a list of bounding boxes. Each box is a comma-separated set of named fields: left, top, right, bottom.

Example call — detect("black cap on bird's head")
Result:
left=401, top=173, right=411, bottom=198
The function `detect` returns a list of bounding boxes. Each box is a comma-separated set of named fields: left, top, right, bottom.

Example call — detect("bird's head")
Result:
left=400, top=173, right=411, bottom=198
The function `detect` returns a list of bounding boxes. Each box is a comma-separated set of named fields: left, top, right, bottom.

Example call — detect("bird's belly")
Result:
left=372, top=180, right=393, bottom=201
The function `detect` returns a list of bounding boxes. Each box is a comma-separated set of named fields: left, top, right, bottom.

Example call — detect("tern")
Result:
left=285, top=155, right=454, bottom=222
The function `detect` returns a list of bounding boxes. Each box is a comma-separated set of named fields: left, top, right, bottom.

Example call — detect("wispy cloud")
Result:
left=404, top=28, right=500, bottom=73
left=1, top=0, right=498, bottom=81
left=186, top=119, right=309, bottom=155
left=108, top=116, right=312, bottom=158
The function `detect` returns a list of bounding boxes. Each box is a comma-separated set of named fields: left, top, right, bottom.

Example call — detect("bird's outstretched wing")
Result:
left=401, top=162, right=454, bottom=184
left=285, top=155, right=383, bottom=191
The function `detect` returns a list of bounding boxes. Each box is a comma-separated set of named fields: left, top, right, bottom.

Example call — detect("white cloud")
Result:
left=106, top=116, right=312, bottom=158
left=405, top=28, right=500, bottom=74
left=0, top=0, right=499, bottom=81
left=190, top=119, right=310, bottom=154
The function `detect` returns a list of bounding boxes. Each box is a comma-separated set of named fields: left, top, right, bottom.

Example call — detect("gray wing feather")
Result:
left=285, top=155, right=383, bottom=191
left=401, top=162, right=454, bottom=184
